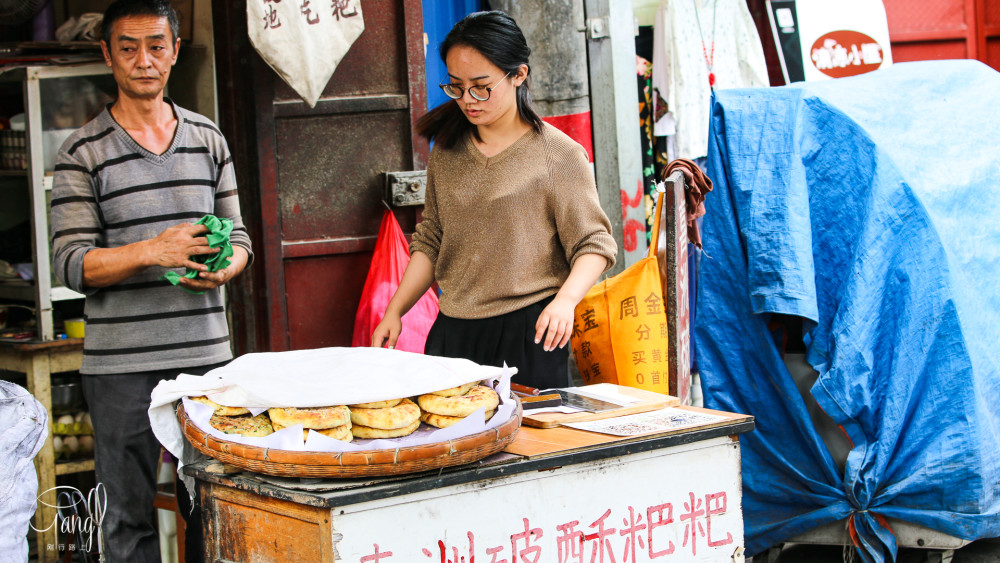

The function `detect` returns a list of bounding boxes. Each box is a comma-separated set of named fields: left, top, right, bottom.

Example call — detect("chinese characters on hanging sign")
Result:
left=262, top=0, right=280, bottom=29
left=261, top=0, right=359, bottom=29
left=247, top=0, right=364, bottom=106
left=357, top=488, right=735, bottom=562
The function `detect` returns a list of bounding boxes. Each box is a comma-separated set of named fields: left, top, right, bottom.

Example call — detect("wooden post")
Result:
left=25, top=351, right=57, bottom=560
left=661, top=171, right=692, bottom=404
left=23, top=71, right=54, bottom=340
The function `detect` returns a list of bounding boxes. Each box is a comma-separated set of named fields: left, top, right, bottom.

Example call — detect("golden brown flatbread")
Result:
left=314, top=424, right=354, bottom=442
left=349, top=398, right=403, bottom=409
left=268, top=405, right=350, bottom=429
left=420, top=408, right=496, bottom=429
left=189, top=395, right=250, bottom=416
left=349, top=398, right=420, bottom=430
left=209, top=413, right=273, bottom=437
left=274, top=421, right=354, bottom=443
left=417, top=385, right=500, bottom=417
left=352, top=419, right=421, bottom=439
left=429, top=381, right=479, bottom=397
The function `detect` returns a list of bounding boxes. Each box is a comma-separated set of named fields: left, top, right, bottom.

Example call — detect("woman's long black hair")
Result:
left=416, top=10, right=545, bottom=149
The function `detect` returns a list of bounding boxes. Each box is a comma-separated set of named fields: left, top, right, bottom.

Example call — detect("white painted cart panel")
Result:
left=334, top=436, right=745, bottom=562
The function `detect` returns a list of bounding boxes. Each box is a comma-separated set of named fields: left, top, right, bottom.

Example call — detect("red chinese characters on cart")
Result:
left=358, top=489, right=735, bottom=562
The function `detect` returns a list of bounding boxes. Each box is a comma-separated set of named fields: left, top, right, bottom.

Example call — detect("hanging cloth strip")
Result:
left=663, top=158, right=713, bottom=248
left=163, top=214, right=234, bottom=294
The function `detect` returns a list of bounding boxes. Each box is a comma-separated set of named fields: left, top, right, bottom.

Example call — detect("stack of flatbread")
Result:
left=190, top=380, right=502, bottom=443
left=193, top=396, right=355, bottom=442
left=417, top=382, right=500, bottom=428
left=191, top=396, right=275, bottom=437
left=347, top=398, right=422, bottom=438
left=269, top=405, right=353, bottom=442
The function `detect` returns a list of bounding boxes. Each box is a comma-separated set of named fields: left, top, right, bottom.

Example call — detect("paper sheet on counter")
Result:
left=563, top=407, right=728, bottom=437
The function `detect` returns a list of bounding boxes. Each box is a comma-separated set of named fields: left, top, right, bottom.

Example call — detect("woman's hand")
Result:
left=534, top=295, right=576, bottom=352
left=371, top=313, right=403, bottom=348
left=370, top=251, right=436, bottom=349
left=534, top=253, right=610, bottom=352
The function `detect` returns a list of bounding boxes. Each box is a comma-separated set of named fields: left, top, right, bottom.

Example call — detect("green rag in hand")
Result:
left=163, top=215, right=235, bottom=294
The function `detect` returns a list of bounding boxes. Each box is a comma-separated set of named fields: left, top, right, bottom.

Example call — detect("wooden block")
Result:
left=205, top=462, right=242, bottom=475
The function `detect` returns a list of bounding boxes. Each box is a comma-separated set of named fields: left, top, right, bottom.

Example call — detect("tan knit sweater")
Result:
left=410, top=122, right=617, bottom=319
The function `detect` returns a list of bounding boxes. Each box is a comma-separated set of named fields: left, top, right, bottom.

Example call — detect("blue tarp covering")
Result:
left=698, top=60, right=1000, bottom=561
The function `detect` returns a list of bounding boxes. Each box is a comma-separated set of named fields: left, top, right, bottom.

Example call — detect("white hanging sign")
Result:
left=247, top=0, right=365, bottom=107
left=767, top=0, right=893, bottom=83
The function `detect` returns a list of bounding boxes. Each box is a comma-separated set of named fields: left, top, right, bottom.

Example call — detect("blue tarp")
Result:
left=698, top=60, right=1000, bottom=561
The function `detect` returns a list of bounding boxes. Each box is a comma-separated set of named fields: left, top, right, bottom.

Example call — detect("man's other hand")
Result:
left=178, top=246, right=249, bottom=291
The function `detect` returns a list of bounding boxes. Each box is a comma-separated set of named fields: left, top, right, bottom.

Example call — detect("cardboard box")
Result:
left=169, top=0, right=193, bottom=42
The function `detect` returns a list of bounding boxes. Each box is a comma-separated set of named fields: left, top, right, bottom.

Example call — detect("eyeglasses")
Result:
left=439, top=72, right=510, bottom=102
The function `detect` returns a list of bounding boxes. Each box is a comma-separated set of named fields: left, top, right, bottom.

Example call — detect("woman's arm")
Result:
left=370, top=251, right=436, bottom=348
left=534, top=253, right=609, bottom=351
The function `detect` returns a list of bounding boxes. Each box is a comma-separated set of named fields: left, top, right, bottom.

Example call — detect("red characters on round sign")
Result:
left=811, top=30, right=885, bottom=78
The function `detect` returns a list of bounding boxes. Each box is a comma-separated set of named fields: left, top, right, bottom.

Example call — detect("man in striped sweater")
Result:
left=50, top=0, right=250, bottom=560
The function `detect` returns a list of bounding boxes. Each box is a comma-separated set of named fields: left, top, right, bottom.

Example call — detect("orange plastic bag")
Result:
left=352, top=210, right=440, bottom=353
left=571, top=191, right=669, bottom=393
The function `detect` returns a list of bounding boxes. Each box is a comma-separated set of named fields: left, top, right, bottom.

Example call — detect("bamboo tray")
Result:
left=177, top=399, right=523, bottom=478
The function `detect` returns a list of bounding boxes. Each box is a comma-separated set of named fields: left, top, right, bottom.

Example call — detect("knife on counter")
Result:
left=511, top=384, right=624, bottom=412
left=543, top=388, right=623, bottom=412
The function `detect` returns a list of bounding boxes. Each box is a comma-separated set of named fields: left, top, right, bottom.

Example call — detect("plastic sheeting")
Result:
left=0, top=381, right=48, bottom=562
left=698, top=60, right=1000, bottom=561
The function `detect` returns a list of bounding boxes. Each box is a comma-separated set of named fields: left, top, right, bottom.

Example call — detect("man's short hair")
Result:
left=102, top=0, right=180, bottom=44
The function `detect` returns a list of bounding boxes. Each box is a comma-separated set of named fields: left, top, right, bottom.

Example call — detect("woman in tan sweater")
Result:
left=371, top=11, right=617, bottom=389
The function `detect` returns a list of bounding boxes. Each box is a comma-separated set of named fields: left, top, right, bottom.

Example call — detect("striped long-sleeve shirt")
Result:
left=50, top=100, right=252, bottom=375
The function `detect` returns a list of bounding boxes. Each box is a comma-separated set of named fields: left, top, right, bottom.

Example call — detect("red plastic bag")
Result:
left=352, top=210, right=440, bottom=352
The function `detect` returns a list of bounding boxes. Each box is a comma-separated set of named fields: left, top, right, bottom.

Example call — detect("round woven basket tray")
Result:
left=178, top=398, right=523, bottom=478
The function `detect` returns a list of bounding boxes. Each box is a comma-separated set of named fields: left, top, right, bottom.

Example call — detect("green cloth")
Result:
left=163, top=215, right=234, bottom=294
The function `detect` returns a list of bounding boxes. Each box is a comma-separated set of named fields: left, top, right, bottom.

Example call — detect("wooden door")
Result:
left=213, top=0, right=429, bottom=353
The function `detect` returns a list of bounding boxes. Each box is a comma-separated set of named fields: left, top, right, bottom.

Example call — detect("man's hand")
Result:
left=178, top=245, right=250, bottom=292
left=83, top=222, right=243, bottom=289
left=144, top=222, right=219, bottom=270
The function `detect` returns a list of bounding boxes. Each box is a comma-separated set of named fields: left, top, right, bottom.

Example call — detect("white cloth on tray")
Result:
left=148, top=347, right=516, bottom=494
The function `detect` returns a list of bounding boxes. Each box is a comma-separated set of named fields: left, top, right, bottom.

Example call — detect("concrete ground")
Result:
left=750, top=538, right=1000, bottom=563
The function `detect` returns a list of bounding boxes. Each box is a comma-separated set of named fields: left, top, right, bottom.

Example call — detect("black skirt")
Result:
left=423, top=296, right=570, bottom=390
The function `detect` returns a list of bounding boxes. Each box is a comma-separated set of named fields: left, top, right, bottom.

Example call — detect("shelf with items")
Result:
left=55, top=458, right=95, bottom=475
left=0, top=281, right=84, bottom=302
left=0, top=61, right=115, bottom=340
left=50, top=384, right=95, bottom=473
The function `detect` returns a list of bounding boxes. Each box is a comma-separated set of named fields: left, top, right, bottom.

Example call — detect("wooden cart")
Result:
left=187, top=407, right=753, bottom=562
